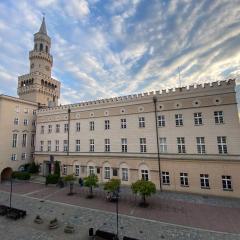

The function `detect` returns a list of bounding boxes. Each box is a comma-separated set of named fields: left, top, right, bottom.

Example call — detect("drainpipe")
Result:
left=153, top=96, right=162, bottom=192
left=67, top=107, right=71, bottom=156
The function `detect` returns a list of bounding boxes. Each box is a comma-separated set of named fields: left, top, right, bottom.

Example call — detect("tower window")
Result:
left=34, top=43, right=37, bottom=50
left=46, top=45, right=48, bottom=53
left=40, top=43, right=43, bottom=51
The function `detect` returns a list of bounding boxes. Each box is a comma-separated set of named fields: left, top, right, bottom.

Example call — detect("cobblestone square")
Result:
left=0, top=181, right=239, bottom=239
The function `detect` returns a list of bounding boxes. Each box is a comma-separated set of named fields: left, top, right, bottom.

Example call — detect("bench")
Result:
left=0, top=205, right=10, bottom=216
left=123, top=237, right=140, bottom=240
left=94, top=230, right=118, bottom=240
left=6, top=207, right=26, bottom=220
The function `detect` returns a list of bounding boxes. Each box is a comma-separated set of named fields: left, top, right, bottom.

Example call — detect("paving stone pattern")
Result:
left=0, top=191, right=239, bottom=240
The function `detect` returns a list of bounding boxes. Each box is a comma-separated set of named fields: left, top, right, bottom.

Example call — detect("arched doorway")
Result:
left=1, top=167, right=13, bottom=182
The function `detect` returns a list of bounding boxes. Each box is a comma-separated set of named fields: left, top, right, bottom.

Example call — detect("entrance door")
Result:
left=43, top=161, right=51, bottom=176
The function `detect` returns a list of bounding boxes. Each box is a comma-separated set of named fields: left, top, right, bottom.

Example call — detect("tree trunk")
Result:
left=143, top=194, right=146, bottom=205
left=90, top=186, right=93, bottom=196
left=69, top=182, right=73, bottom=195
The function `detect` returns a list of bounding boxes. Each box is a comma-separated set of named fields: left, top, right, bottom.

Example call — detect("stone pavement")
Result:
left=0, top=181, right=240, bottom=240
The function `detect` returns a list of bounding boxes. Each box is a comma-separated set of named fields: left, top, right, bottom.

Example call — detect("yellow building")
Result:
left=1, top=18, right=240, bottom=198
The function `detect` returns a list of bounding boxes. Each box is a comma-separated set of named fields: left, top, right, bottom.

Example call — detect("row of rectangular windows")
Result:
left=12, top=134, right=35, bottom=148
left=11, top=153, right=29, bottom=161
left=14, top=107, right=36, bottom=115
left=61, top=165, right=233, bottom=191
left=39, top=136, right=228, bottom=154
left=13, top=118, right=36, bottom=126
left=39, top=111, right=225, bottom=134
left=162, top=172, right=232, bottom=191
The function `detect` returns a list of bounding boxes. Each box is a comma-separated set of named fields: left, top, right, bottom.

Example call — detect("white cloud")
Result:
left=35, top=0, right=57, bottom=7
left=65, top=0, right=90, bottom=20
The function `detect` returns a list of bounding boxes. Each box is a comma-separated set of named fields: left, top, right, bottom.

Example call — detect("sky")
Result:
left=0, top=0, right=239, bottom=112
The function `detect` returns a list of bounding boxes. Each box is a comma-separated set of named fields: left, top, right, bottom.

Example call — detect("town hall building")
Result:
left=1, top=18, right=240, bottom=198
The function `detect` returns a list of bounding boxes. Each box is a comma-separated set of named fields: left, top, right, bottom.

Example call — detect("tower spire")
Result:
left=38, top=16, right=47, bottom=35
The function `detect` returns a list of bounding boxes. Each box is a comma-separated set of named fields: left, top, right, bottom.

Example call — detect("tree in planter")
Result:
left=104, top=179, right=121, bottom=202
left=64, top=174, right=76, bottom=195
left=84, top=174, right=98, bottom=198
left=131, top=180, right=156, bottom=207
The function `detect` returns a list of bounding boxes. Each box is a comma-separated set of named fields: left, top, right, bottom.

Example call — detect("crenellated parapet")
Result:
left=29, top=50, right=53, bottom=65
left=37, top=79, right=236, bottom=113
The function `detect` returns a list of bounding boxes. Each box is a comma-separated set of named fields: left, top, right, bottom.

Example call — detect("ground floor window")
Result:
left=222, top=175, right=232, bottom=190
left=75, top=165, right=80, bottom=176
left=200, top=174, right=209, bottom=188
left=180, top=172, right=188, bottom=187
left=104, top=167, right=110, bottom=179
left=112, top=168, right=118, bottom=177
left=89, top=166, right=95, bottom=176
left=63, top=165, right=67, bottom=175
left=122, top=168, right=128, bottom=181
left=141, top=169, right=149, bottom=181
left=162, top=171, right=170, bottom=185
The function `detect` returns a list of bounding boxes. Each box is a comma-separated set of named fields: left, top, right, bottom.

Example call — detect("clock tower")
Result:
left=18, top=17, right=60, bottom=107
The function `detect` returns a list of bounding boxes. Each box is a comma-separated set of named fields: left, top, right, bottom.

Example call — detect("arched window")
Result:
left=41, top=80, right=44, bottom=85
left=45, top=45, right=48, bottom=53
left=34, top=44, right=37, bottom=50
left=40, top=43, right=43, bottom=51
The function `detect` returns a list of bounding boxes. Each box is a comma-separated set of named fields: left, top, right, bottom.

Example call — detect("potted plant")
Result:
left=84, top=174, right=98, bottom=198
left=64, top=174, right=76, bottom=195
left=131, top=179, right=156, bottom=207
left=104, top=179, right=121, bottom=202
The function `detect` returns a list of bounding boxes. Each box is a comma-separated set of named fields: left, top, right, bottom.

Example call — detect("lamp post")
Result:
left=9, top=177, right=13, bottom=209
left=115, top=187, right=120, bottom=240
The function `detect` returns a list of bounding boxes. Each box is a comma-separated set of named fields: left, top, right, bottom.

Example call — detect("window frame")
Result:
left=194, top=112, right=203, bottom=126
left=157, top=115, right=165, bottom=127
left=217, top=136, right=227, bottom=154
left=138, top=117, right=145, bottom=128
left=76, top=139, right=80, bottom=152
left=175, top=114, right=183, bottom=127
left=140, top=138, right=147, bottom=153
left=121, top=118, right=127, bottom=129
left=222, top=175, right=232, bottom=191
left=89, top=139, right=95, bottom=152
left=104, top=138, right=110, bottom=152
left=162, top=171, right=170, bottom=185
left=180, top=172, right=189, bottom=187
left=200, top=174, right=210, bottom=189
left=196, top=137, right=206, bottom=154
left=214, top=111, right=224, bottom=124
left=177, top=137, right=186, bottom=153
left=105, top=120, right=110, bottom=130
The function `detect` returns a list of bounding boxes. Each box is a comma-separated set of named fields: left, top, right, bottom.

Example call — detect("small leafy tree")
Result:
left=84, top=174, right=98, bottom=198
left=104, top=179, right=121, bottom=202
left=131, top=180, right=156, bottom=207
left=104, top=179, right=120, bottom=193
left=64, top=174, right=76, bottom=195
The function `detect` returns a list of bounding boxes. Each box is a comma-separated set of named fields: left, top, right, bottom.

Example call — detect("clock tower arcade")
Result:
left=18, top=17, right=60, bottom=107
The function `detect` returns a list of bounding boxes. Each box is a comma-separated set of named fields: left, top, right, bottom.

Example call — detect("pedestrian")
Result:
left=79, top=177, right=83, bottom=187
